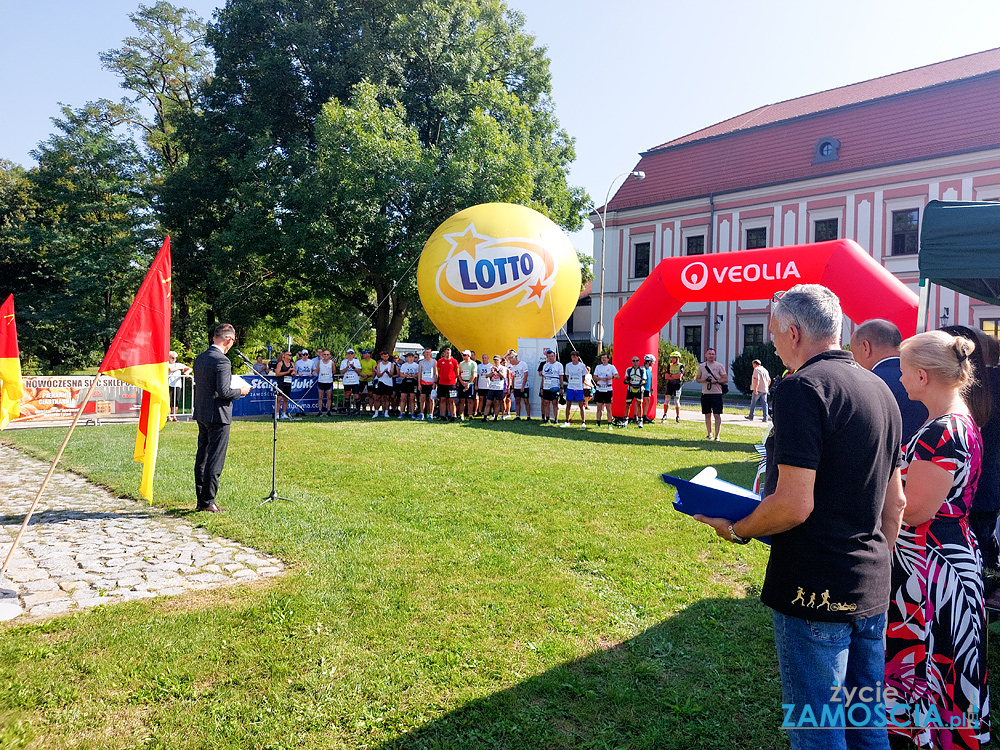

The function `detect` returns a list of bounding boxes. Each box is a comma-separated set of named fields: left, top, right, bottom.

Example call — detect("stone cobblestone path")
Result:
left=0, top=445, right=284, bottom=622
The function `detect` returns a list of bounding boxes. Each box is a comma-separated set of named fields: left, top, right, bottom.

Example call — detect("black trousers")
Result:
left=194, top=421, right=230, bottom=507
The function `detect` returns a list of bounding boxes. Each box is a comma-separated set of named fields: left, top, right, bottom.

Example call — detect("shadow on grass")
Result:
left=461, top=421, right=759, bottom=452
left=378, top=596, right=785, bottom=750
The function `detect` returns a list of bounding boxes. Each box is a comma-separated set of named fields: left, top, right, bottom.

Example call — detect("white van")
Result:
left=394, top=342, right=425, bottom=358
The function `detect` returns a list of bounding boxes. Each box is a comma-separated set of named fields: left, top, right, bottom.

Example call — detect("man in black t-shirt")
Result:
left=695, top=285, right=904, bottom=749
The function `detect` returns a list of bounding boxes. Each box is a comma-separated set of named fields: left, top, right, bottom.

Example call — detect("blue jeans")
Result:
left=772, top=610, right=889, bottom=750
left=749, top=392, right=769, bottom=420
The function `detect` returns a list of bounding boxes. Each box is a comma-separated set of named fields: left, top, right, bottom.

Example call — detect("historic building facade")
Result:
left=591, top=48, right=1000, bottom=375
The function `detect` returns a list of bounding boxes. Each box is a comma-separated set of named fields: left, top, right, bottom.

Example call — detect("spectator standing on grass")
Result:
left=274, top=350, right=294, bottom=419
left=696, top=348, right=728, bottom=441
left=340, top=348, right=362, bottom=414
left=563, top=350, right=588, bottom=428
left=850, top=318, right=928, bottom=445
left=315, top=349, right=336, bottom=415
left=662, top=351, right=684, bottom=423
left=252, top=355, right=269, bottom=376
left=885, top=330, right=988, bottom=749
left=167, top=350, right=192, bottom=422
left=593, top=352, right=618, bottom=428
left=694, top=284, right=905, bottom=750
left=746, top=359, right=771, bottom=422
left=508, top=351, right=531, bottom=420
left=539, top=348, right=563, bottom=424
left=583, top=366, right=595, bottom=410
left=623, top=356, right=647, bottom=428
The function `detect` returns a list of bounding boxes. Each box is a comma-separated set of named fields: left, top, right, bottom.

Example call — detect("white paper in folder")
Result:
left=688, top=467, right=762, bottom=502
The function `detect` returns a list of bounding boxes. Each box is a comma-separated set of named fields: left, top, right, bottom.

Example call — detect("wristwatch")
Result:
left=728, top=523, right=750, bottom=545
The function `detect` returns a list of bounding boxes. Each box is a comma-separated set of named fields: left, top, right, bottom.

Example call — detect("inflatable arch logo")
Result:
left=611, top=240, right=920, bottom=418
left=417, top=203, right=581, bottom=356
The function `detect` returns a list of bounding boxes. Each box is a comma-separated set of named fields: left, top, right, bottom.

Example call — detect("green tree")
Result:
left=730, top=342, right=783, bottom=395
left=28, top=105, right=156, bottom=369
left=97, top=1, right=213, bottom=349
left=167, top=0, right=588, bottom=354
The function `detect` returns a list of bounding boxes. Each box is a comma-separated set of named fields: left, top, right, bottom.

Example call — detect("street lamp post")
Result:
left=595, top=170, right=645, bottom=354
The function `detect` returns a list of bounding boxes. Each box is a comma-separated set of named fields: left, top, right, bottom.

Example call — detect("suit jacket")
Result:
left=193, top=345, right=242, bottom=425
left=872, top=356, right=928, bottom=446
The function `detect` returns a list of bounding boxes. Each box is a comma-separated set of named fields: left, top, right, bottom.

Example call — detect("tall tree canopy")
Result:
left=167, top=0, right=588, bottom=352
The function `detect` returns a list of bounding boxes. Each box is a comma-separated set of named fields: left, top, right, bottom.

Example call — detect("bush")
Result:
left=559, top=340, right=599, bottom=366
left=730, top=342, right=784, bottom=395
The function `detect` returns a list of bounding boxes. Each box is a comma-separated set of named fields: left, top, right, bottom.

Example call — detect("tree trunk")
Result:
left=374, top=297, right=408, bottom=355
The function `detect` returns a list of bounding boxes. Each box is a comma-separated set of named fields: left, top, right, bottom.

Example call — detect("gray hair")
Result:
left=772, top=284, right=842, bottom=343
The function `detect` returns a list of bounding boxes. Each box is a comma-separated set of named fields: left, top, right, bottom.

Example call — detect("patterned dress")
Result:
left=885, top=413, right=989, bottom=749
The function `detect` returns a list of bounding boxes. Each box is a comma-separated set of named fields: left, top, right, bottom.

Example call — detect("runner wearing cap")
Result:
left=662, top=351, right=685, bottom=423
left=562, top=350, right=588, bottom=427
left=373, top=351, right=396, bottom=418
left=507, top=351, right=530, bottom=420
left=642, top=354, right=656, bottom=423
left=314, top=349, right=336, bottom=415
left=398, top=351, right=419, bottom=418
left=457, top=349, right=477, bottom=420
left=623, top=356, right=647, bottom=428
left=417, top=347, right=437, bottom=420
left=340, top=348, right=362, bottom=414
left=484, top=355, right=507, bottom=420
left=358, top=350, right=376, bottom=413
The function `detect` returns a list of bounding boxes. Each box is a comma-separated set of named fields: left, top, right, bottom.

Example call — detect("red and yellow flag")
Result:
left=98, top=237, right=172, bottom=501
left=0, top=294, right=23, bottom=430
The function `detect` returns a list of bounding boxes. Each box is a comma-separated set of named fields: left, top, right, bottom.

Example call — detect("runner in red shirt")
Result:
left=436, top=347, right=460, bottom=422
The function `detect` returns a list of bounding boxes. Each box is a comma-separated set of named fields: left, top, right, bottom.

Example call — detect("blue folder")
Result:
left=662, top=469, right=771, bottom=545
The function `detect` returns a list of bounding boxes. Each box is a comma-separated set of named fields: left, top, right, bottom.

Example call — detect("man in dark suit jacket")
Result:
left=193, top=323, right=250, bottom=512
left=850, top=318, right=928, bottom=445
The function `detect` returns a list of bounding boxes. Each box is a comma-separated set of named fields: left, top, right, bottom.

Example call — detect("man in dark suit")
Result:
left=193, top=323, right=250, bottom=512
left=850, top=318, right=928, bottom=445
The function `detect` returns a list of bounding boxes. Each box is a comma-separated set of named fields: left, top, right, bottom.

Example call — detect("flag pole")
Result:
left=1, top=375, right=102, bottom=575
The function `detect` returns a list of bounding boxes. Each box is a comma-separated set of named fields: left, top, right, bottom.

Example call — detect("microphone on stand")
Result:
left=233, top=348, right=256, bottom=369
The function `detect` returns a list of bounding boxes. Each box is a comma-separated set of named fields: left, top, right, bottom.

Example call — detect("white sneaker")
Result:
left=372, top=412, right=379, bottom=419
left=561, top=422, right=571, bottom=427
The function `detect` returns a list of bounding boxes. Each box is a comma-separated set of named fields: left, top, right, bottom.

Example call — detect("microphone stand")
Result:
left=234, top=350, right=300, bottom=505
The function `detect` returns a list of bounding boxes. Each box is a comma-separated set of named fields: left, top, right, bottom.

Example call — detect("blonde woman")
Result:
left=885, top=330, right=988, bottom=749
left=167, top=351, right=191, bottom=421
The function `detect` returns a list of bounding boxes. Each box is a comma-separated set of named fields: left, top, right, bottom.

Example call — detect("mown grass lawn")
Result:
left=0, top=417, right=889, bottom=748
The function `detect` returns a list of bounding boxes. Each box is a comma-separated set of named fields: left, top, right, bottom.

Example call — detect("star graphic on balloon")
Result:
left=527, top=279, right=547, bottom=301
left=444, top=224, right=491, bottom=258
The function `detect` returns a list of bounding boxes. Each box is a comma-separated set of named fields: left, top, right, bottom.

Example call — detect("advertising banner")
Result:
left=232, top=375, right=320, bottom=417
left=13, top=376, right=144, bottom=423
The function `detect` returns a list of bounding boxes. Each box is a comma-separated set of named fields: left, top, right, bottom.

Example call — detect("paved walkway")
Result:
left=0, top=445, right=284, bottom=622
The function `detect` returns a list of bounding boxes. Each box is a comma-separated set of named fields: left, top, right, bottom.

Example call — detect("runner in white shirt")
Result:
left=562, top=351, right=588, bottom=427
left=484, top=355, right=508, bottom=421
left=340, top=348, right=362, bottom=414
left=314, top=349, right=336, bottom=415
left=417, top=348, right=437, bottom=421
left=507, top=352, right=531, bottom=420
left=475, top=354, right=492, bottom=417
left=398, top=352, right=419, bottom=418
left=539, top=349, right=564, bottom=424
left=592, top=352, right=619, bottom=428
left=373, top=351, right=396, bottom=418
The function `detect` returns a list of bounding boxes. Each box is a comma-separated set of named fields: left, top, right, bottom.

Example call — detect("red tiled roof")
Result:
left=651, top=47, right=1000, bottom=151
left=579, top=280, right=593, bottom=299
left=603, top=49, right=1000, bottom=214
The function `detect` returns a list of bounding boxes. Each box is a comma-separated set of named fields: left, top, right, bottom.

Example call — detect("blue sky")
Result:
left=4, top=0, right=1000, bottom=253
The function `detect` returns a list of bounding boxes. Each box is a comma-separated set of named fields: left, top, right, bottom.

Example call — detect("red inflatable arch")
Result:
left=611, top=239, right=919, bottom=418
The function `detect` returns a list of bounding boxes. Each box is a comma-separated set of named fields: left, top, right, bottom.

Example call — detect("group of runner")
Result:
left=264, top=346, right=690, bottom=426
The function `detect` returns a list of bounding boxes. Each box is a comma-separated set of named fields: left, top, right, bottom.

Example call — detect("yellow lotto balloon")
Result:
left=417, top=203, right=582, bottom=357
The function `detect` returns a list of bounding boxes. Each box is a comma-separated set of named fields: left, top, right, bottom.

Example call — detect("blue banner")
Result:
left=233, top=375, right=320, bottom=417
